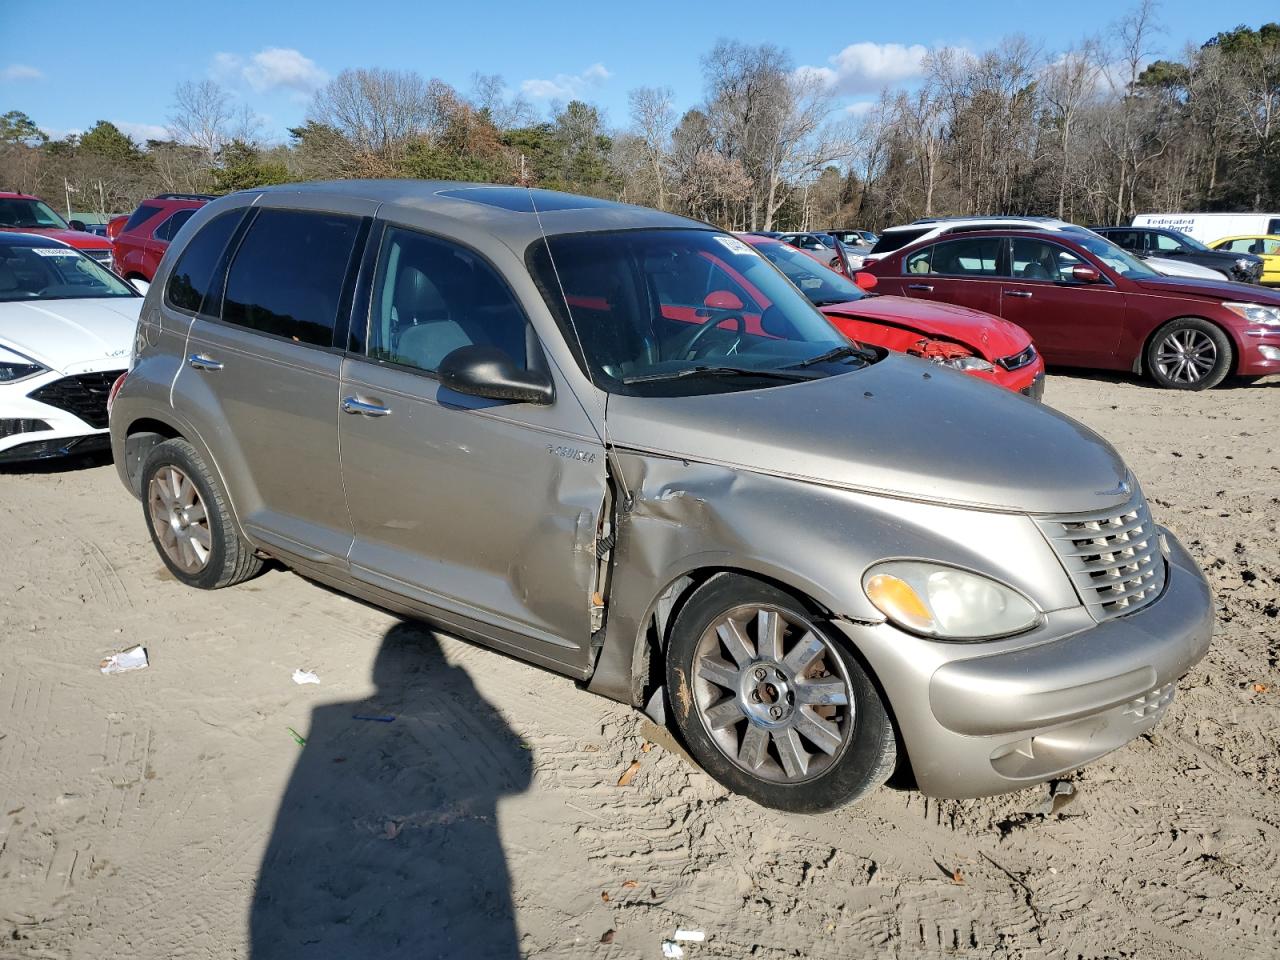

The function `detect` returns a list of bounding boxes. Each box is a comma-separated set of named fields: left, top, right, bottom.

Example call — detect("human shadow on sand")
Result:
left=250, top=621, right=532, bottom=959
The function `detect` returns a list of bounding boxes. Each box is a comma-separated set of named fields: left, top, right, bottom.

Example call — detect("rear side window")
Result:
left=916, top=237, right=1001, bottom=277
left=1103, top=230, right=1141, bottom=250
left=1268, top=219, right=1280, bottom=235
left=367, top=226, right=529, bottom=374
left=124, top=204, right=165, bottom=233
left=153, top=208, right=196, bottom=242
left=166, top=210, right=245, bottom=315
left=869, top=228, right=928, bottom=255
left=222, top=209, right=362, bottom=348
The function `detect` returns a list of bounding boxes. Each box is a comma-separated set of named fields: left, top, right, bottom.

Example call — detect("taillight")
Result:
left=107, top=371, right=127, bottom=418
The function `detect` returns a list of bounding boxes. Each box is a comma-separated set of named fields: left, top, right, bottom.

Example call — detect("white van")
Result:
left=1133, top=212, right=1280, bottom=244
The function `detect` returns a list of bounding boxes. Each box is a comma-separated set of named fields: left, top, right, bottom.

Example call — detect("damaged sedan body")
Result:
left=110, top=181, right=1213, bottom=812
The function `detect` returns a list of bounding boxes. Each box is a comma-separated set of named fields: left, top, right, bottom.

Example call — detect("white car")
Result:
left=1141, top=255, right=1225, bottom=281
left=1, top=234, right=141, bottom=463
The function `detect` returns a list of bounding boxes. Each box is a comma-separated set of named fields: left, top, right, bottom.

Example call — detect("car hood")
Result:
left=0, top=298, right=140, bottom=373
left=605, top=353, right=1128, bottom=514
left=1144, top=256, right=1222, bottom=280
left=819, top=296, right=1030, bottom=360
left=1132, top=275, right=1280, bottom=302
left=0, top=226, right=112, bottom=250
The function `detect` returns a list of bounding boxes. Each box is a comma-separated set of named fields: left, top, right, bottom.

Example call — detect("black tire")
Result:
left=1145, top=318, right=1233, bottom=390
left=665, top=574, right=897, bottom=812
left=140, top=438, right=262, bottom=589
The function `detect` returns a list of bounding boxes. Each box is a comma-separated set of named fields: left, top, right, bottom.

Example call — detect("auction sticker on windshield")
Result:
left=31, top=248, right=80, bottom=257
left=713, top=235, right=756, bottom=256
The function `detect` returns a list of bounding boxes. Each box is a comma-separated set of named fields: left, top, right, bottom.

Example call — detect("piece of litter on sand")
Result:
left=100, top=645, right=148, bottom=675
left=352, top=714, right=395, bottom=723
left=286, top=726, right=307, bottom=746
left=674, top=930, right=705, bottom=942
left=1037, top=780, right=1077, bottom=816
left=661, top=942, right=684, bottom=959
left=292, top=669, right=320, bottom=685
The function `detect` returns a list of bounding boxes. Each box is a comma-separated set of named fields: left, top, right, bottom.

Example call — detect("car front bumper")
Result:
left=1236, top=328, right=1280, bottom=376
left=833, top=528, right=1212, bottom=798
left=0, top=366, right=122, bottom=464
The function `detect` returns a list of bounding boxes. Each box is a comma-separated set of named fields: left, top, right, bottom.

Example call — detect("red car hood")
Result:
left=1132, top=275, right=1280, bottom=303
left=0, top=226, right=112, bottom=250
left=820, top=295, right=1030, bottom=360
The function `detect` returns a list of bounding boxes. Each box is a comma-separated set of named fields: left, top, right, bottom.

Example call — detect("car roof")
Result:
left=0, top=191, right=40, bottom=200
left=242, top=180, right=706, bottom=247
left=0, top=231, right=71, bottom=247
left=1213, top=233, right=1280, bottom=240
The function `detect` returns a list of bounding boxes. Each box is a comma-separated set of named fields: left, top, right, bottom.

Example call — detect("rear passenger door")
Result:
left=338, top=223, right=607, bottom=673
left=172, top=197, right=373, bottom=567
left=899, top=236, right=1003, bottom=314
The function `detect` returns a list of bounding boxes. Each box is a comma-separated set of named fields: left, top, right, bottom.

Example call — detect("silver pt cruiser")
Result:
left=108, top=181, right=1213, bottom=812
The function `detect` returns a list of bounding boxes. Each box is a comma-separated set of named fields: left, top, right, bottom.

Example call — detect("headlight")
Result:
left=863, top=560, right=1040, bottom=640
left=942, top=355, right=995, bottom=372
left=1223, top=302, right=1280, bottom=326
left=1235, top=258, right=1254, bottom=272
left=0, top=345, right=46, bottom=383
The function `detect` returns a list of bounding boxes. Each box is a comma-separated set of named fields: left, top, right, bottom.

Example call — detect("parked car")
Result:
left=861, top=228, right=1280, bottom=389
left=0, top=192, right=115, bottom=271
left=1133, top=212, right=1280, bottom=245
left=1208, top=235, right=1280, bottom=286
left=829, top=229, right=878, bottom=247
left=0, top=234, right=140, bottom=462
left=778, top=231, right=836, bottom=252
left=111, top=181, right=1212, bottom=811
left=738, top=233, right=1044, bottom=397
left=81, top=222, right=110, bottom=237
left=112, top=193, right=213, bottom=282
left=1090, top=225, right=1262, bottom=283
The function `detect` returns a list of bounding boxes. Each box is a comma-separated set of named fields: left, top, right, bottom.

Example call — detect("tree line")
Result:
left=1, top=4, right=1277, bottom=232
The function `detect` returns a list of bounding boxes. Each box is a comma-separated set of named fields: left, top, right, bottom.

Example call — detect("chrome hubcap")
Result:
left=692, top=605, right=854, bottom=783
left=1155, top=329, right=1216, bottom=384
left=147, top=465, right=211, bottom=574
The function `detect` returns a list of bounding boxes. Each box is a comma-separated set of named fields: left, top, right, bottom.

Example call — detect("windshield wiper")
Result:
left=622, top=365, right=819, bottom=385
left=788, top=344, right=874, bottom=368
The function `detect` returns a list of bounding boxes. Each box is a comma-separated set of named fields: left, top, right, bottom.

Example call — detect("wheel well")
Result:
left=1139, top=316, right=1240, bottom=377
left=122, top=418, right=184, bottom=495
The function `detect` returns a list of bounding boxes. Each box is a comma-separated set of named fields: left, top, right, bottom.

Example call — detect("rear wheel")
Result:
left=665, top=574, right=896, bottom=812
left=1146, top=318, right=1232, bottom=390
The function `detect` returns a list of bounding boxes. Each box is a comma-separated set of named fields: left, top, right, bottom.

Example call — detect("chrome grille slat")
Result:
left=1036, top=492, right=1167, bottom=622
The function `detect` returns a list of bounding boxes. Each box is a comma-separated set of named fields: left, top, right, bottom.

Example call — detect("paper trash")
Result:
left=100, top=645, right=149, bottom=675
left=292, top=669, right=321, bottom=685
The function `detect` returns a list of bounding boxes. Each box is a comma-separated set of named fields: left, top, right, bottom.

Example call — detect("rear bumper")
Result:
left=834, top=529, right=1212, bottom=798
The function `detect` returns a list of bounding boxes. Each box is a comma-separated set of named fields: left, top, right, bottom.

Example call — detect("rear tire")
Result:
left=140, top=438, right=261, bottom=589
left=665, top=574, right=897, bottom=812
left=1146, top=318, right=1232, bottom=390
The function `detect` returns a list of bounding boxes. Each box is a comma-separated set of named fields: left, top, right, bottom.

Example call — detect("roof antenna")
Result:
left=526, top=186, right=633, bottom=507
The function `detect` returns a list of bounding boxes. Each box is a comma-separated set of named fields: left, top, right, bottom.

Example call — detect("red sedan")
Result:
left=860, top=227, right=1280, bottom=389
left=739, top=234, right=1045, bottom=397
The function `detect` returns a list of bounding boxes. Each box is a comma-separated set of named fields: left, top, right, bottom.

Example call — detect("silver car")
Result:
left=109, top=181, right=1213, bottom=812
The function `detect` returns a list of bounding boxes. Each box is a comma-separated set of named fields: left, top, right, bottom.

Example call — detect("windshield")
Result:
left=528, top=229, right=859, bottom=396
left=1071, top=232, right=1158, bottom=278
left=0, top=198, right=69, bottom=230
left=0, top=243, right=137, bottom=301
left=752, top=239, right=864, bottom=306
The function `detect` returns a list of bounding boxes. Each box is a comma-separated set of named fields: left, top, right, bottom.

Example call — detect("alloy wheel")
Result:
left=1154, top=328, right=1217, bottom=385
left=691, top=604, right=854, bottom=783
left=147, top=465, right=212, bottom=574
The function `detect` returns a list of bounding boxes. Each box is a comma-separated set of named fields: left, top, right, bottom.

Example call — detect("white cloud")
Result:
left=799, top=42, right=931, bottom=95
left=213, top=47, right=327, bottom=95
left=2, top=64, right=44, bottom=82
left=843, top=101, right=877, bottom=116
left=520, top=62, right=611, bottom=99
left=116, top=121, right=170, bottom=142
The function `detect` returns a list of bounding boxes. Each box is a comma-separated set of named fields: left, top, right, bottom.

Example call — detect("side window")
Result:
left=367, top=226, right=529, bottom=374
left=1010, top=238, right=1084, bottom=282
left=1107, top=231, right=1139, bottom=250
left=221, top=209, right=361, bottom=348
left=1268, top=219, right=1280, bottom=235
left=153, top=208, right=195, bottom=242
left=905, top=245, right=935, bottom=274
left=165, top=209, right=245, bottom=315
left=929, top=237, right=1001, bottom=277
left=1152, top=232, right=1181, bottom=252
left=1221, top=238, right=1251, bottom=253
left=1261, top=239, right=1280, bottom=255
left=123, top=203, right=164, bottom=233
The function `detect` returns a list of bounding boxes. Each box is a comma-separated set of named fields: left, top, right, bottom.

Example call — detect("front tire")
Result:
left=1146, top=318, right=1233, bottom=390
left=141, top=438, right=262, bottom=589
left=665, top=574, right=897, bottom=812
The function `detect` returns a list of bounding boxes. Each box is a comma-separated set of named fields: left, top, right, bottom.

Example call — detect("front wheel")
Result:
left=1146, top=318, right=1233, bottom=390
left=665, top=574, right=897, bottom=812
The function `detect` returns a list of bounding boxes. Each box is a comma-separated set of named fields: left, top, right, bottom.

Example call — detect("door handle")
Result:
left=907, top=283, right=934, bottom=292
left=1006, top=290, right=1033, bottom=298
left=341, top=396, right=392, bottom=417
left=187, top=353, right=223, bottom=371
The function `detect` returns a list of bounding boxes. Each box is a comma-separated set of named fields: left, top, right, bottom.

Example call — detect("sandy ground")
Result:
left=1, top=371, right=1278, bottom=960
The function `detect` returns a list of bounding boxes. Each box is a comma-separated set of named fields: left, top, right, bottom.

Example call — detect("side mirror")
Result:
left=69, top=220, right=87, bottom=232
left=1071, top=264, right=1102, bottom=284
left=703, top=290, right=744, bottom=311
left=438, top=345, right=553, bottom=405
left=129, top=278, right=150, bottom=295
left=854, top=271, right=878, bottom=291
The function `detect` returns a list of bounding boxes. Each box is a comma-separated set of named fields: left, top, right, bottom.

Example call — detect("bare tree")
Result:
left=310, top=68, right=458, bottom=159
left=627, top=85, right=675, bottom=209
left=1043, top=41, right=1103, bottom=218
left=168, top=80, right=236, bottom=159
left=470, top=73, right=536, bottom=130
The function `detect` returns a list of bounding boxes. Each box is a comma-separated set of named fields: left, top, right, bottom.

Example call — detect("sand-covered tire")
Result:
left=665, top=574, right=896, bottom=812
left=140, top=438, right=262, bottom=589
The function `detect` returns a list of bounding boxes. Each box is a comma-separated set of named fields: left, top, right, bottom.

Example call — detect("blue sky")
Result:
left=2, top=0, right=1277, bottom=144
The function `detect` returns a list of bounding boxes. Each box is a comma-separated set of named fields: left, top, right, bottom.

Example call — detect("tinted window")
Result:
left=124, top=204, right=165, bottom=233
left=222, top=209, right=361, bottom=347
left=367, top=227, right=529, bottom=374
left=921, top=237, right=1001, bottom=276
left=153, top=208, right=196, bottom=242
left=1268, top=219, right=1280, bottom=235
left=869, top=228, right=928, bottom=255
left=1103, top=230, right=1141, bottom=250
left=166, top=210, right=245, bottom=314
left=1010, top=238, right=1084, bottom=281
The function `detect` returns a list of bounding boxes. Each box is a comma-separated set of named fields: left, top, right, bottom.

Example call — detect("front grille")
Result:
left=0, top=418, right=51, bottom=439
left=1036, top=493, right=1167, bottom=622
left=85, top=248, right=113, bottom=269
left=997, top=344, right=1037, bottom=371
left=27, top=371, right=124, bottom=429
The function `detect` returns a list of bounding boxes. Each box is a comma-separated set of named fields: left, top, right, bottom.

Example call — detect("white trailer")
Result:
left=1133, top=212, right=1280, bottom=244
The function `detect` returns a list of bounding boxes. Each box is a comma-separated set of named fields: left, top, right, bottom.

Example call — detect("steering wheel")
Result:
left=680, top=311, right=746, bottom=360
